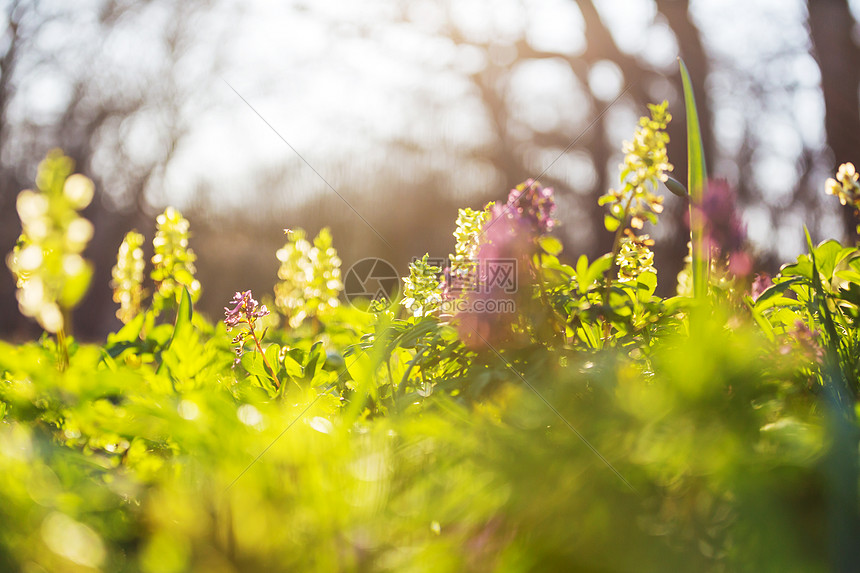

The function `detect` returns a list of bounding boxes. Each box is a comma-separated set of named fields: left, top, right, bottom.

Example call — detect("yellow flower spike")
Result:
left=112, top=231, right=146, bottom=323
left=151, top=207, right=200, bottom=311
left=601, top=101, right=673, bottom=235
left=63, top=174, right=95, bottom=209
left=274, top=227, right=343, bottom=328
left=6, top=150, right=95, bottom=368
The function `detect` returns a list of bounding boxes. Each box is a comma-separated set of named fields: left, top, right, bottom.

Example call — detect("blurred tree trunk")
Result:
left=654, top=0, right=713, bottom=295
left=655, top=0, right=714, bottom=166
left=807, top=0, right=860, bottom=243
left=0, top=0, right=216, bottom=340
left=0, top=1, right=40, bottom=340
left=809, top=7, right=860, bottom=569
left=442, top=0, right=716, bottom=293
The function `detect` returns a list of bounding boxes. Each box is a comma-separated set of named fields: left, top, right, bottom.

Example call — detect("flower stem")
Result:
left=600, top=195, right=634, bottom=344
left=606, top=194, right=635, bottom=283
left=535, top=260, right=567, bottom=345
left=56, top=327, right=69, bottom=372
left=248, top=321, right=279, bottom=389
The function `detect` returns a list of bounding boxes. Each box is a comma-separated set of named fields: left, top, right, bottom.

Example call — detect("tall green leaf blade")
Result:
left=171, top=287, right=194, bottom=345
left=803, top=227, right=852, bottom=409
left=680, top=59, right=708, bottom=300
left=156, top=287, right=194, bottom=378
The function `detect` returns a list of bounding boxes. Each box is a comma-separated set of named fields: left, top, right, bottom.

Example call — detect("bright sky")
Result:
left=16, top=0, right=844, bottom=260
left=162, top=0, right=596, bottom=207
left=150, top=0, right=834, bottom=259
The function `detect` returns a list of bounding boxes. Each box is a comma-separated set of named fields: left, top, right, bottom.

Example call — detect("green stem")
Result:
left=420, top=369, right=430, bottom=397
left=248, top=322, right=280, bottom=390
left=386, top=358, right=398, bottom=413
left=56, top=327, right=69, bottom=372
left=600, top=195, right=635, bottom=344
left=535, top=259, right=567, bottom=345
left=401, top=346, right=428, bottom=399
left=606, top=195, right=635, bottom=283
left=55, top=307, right=72, bottom=371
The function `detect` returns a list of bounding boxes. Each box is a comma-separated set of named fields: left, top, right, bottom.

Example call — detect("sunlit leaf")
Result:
left=680, top=58, right=708, bottom=300
left=538, top=235, right=563, bottom=256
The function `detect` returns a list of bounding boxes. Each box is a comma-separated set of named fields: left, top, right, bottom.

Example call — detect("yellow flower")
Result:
left=151, top=207, right=201, bottom=310
left=111, top=231, right=146, bottom=323
left=600, top=101, right=673, bottom=233
left=6, top=150, right=93, bottom=333
left=826, top=162, right=860, bottom=207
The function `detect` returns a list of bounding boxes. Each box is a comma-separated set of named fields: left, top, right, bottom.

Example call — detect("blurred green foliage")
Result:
left=0, top=294, right=839, bottom=572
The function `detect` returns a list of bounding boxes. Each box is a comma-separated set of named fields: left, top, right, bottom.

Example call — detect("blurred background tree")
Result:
left=0, top=0, right=223, bottom=338
left=2, top=0, right=859, bottom=339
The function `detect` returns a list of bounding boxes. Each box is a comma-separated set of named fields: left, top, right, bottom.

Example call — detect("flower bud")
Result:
left=63, top=174, right=95, bottom=209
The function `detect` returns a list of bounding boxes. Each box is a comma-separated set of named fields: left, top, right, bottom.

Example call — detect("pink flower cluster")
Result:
left=750, top=273, right=773, bottom=301
left=500, top=179, right=557, bottom=235
left=224, top=290, right=269, bottom=330
left=701, top=180, right=752, bottom=276
left=455, top=180, right=557, bottom=349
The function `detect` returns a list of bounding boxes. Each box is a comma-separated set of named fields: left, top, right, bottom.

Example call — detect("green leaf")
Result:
left=780, top=258, right=813, bottom=280
left=241, top=351, right=270, bottom=379
left=169, top=287, right=194, bottom=347
left=108, top=312, right=146, bottom=344
left=835, top=270, right=860, bottom=284
left=146, top=324, right=174, bottom=349
left=585, top=254, right=614, bottom=288
left=604, top=214, right=620, bottom=232
left=399, top=318, right=438, bottom=349
left=744, top=295, right=775, bottom=342
left=804, top=227, right=852, bottom=408
left=636, top=271, right=658, bottom=301
left=538, top=235, right=563, bottom=256
left=345, top=350, right=376, bottom=398
left=753, top=295, right=799, bottom=312
left=680, top=58, right=708, bottom=300
left=283, top=353, right=304, bottom=379
left=304, top=341, right=324, bottom=379
left=541, top=258, right=575, bottom=278
left=99, top=347, right=118, bottom=371
left=753, top=277, right=802, bottom=307
left=576, top=255, right=589, bottom=282
left=265, top=343, right=282, bottom=377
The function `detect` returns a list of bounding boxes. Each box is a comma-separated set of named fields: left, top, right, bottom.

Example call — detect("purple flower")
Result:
left=702, top=180, right=746, bottom=256
left=503, top=179, right=557, bottom=235
left=750, top=273, right=773, bottom=301
left=451, top=179, right=557, bottom=349
left=699, top=179, right=752, bottom=276
left=224, top=290, right=269, bottom=330
left=455, top=202, right=534, bottom=350
left=791, top=320, right=825, bottom=364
